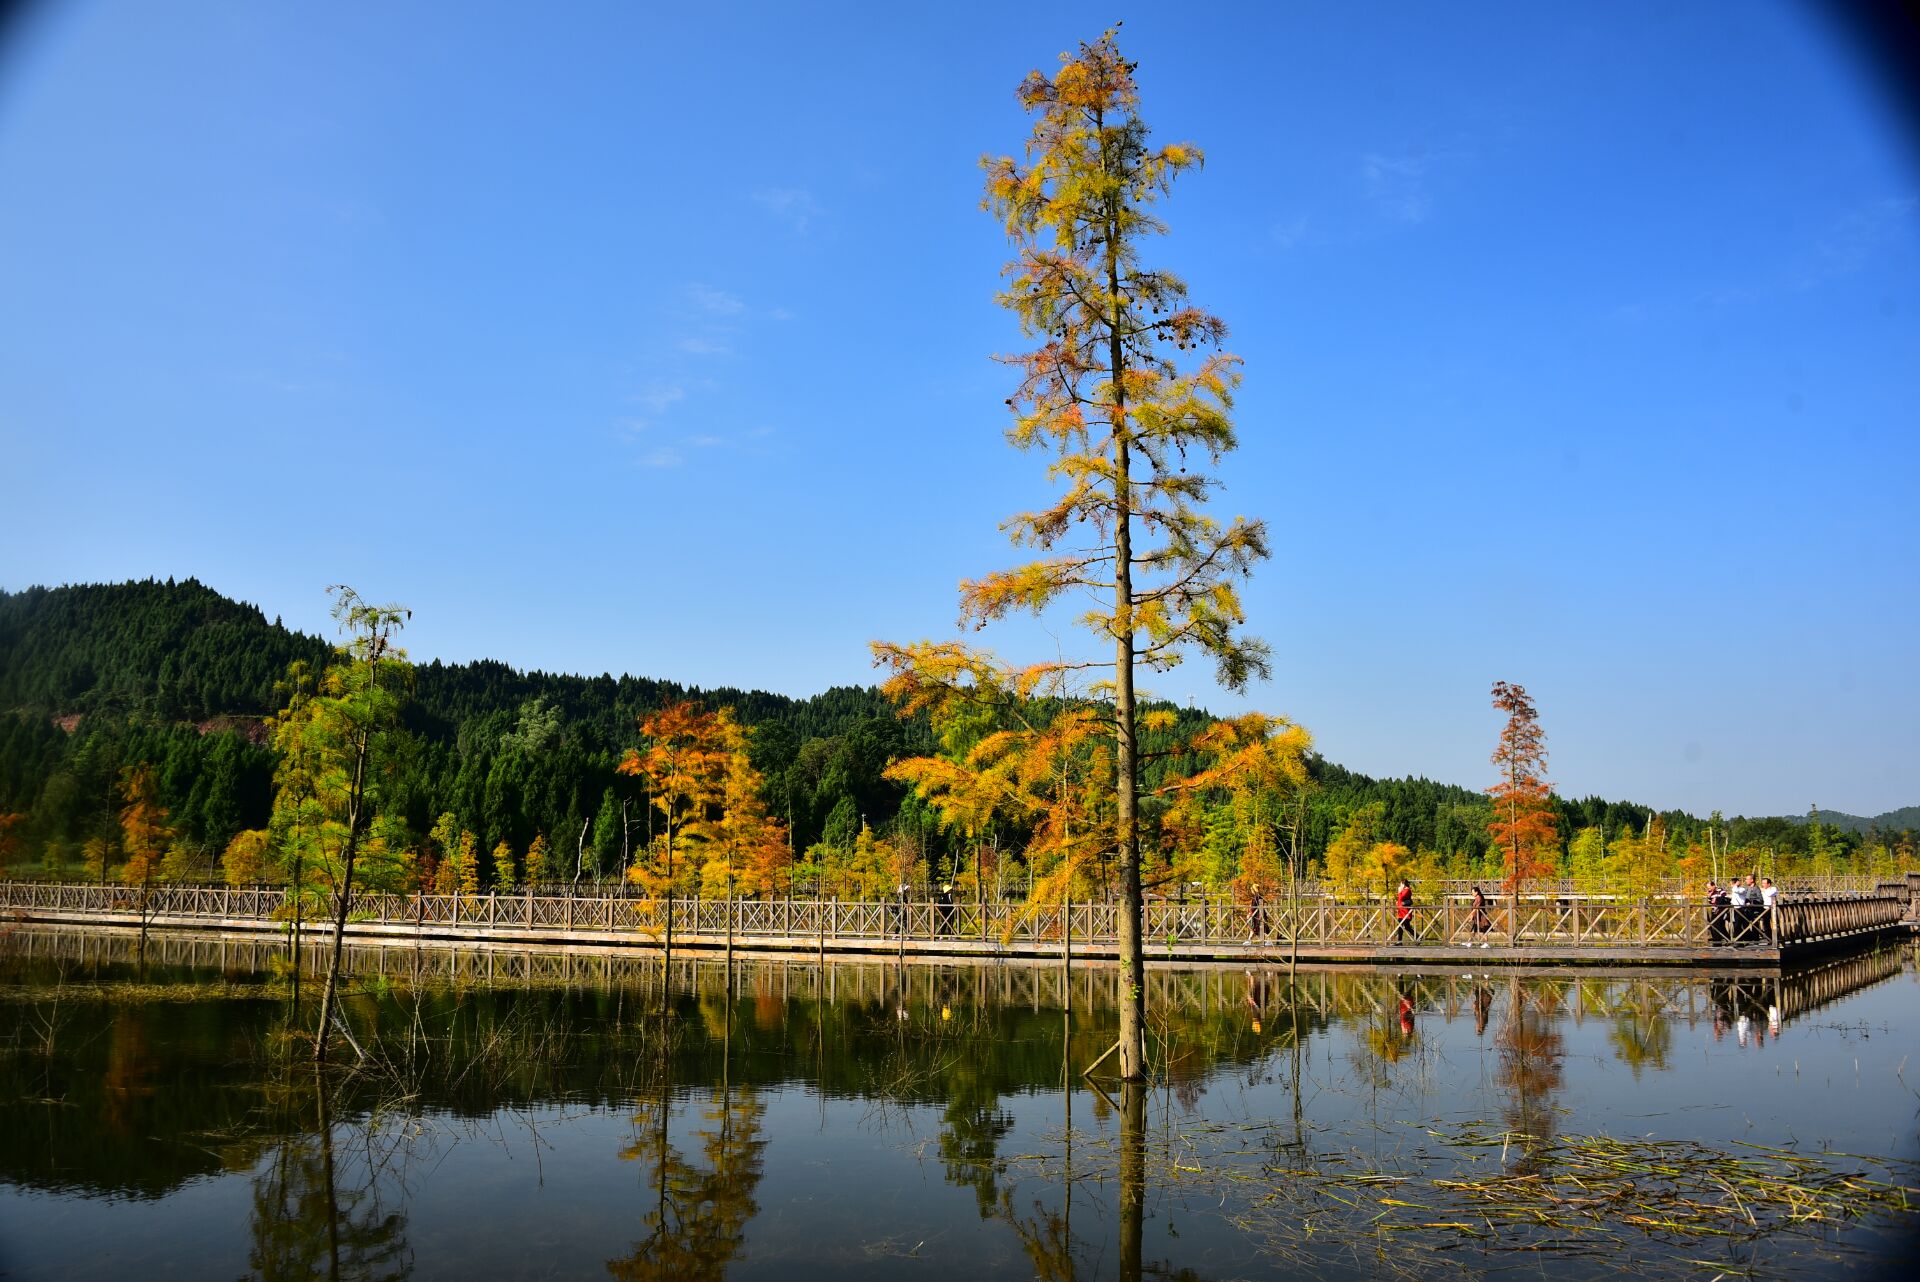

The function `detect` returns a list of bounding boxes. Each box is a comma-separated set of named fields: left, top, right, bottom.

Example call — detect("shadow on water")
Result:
left=0, top=926, right=1916, bottom=1281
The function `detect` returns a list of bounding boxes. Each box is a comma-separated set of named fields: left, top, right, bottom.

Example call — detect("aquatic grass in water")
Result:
left=998, top=1124, right=1919, bottom=1278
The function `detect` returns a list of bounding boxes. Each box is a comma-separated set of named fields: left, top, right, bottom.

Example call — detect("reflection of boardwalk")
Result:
left=2, top=880, right=1909, bottom=969
left=3, top=924, right=1909, bottom=1030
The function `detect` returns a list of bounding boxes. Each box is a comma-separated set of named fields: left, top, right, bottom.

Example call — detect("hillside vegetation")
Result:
left=0, top=580, right=1909, bottom=892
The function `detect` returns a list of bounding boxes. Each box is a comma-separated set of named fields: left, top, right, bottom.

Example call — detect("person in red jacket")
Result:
left=1393, top=878, right=1414, bottom=942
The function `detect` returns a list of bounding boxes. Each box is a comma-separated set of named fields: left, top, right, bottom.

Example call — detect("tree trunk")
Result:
left=1109, top=184, right=1146, bottom=1082
left=312, top=732, right=369, bottom=1064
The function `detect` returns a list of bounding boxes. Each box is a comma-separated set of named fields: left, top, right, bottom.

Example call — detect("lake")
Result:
left=1, top=927, right=1915, bottom=1280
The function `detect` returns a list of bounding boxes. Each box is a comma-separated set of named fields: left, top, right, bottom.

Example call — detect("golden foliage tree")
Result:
left=877, top=649, right=1114, bottom=934
left=707, top=710, right=791, bottom=900
left=525, top=832, right=551, bottom=884
left=1321, top=802, right=1387, bottom=900
left=82, top=833, right=115, bottom=884
left=491, top=839, right=516, bottom=890
left=456, top=830, right=480, bottom=897
left=881, top=30, right=1270, bottom=1080
left=428, top=812, right=458, bottom=893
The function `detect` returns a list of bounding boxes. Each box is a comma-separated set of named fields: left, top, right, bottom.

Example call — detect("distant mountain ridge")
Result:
left=1791, top=806, right=1920, bottom=836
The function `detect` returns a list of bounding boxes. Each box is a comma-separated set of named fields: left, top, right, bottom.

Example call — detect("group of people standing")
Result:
left=1707, top=873, right=1778, bottom=944
left=1237, top=874, right=1782, bottom=948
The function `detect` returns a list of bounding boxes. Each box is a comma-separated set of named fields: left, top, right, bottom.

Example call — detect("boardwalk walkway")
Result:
left=4, top=880, right=1910, bottom=968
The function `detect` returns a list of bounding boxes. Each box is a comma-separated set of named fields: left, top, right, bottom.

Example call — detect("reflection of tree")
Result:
left=942, top=1093, right=1015, bottom=1217
left=1495, top=979, right=1565, bottom=1172
left=1352, top=978, right=1419, bottom=1083
left=609, top=1088, right=767, bottom=1281
left=937, top=985, right=1016, bottom=1217
left=997, top=1008, right=1082, bottom=1281
left=247, top=1075, right=411, bottom=1282
left=1605, top=981, right=1672, bottom=1077
left=1120, top=1080, right=1145, bottom=1282
left=1001, top=1187, right=1082, bottom=1282
left=100, top=1009, right=155, bottom=1138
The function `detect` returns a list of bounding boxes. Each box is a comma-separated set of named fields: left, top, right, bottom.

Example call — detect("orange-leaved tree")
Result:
left=118, top=763, right=173, bottom=887
left=1487, top=680, right=1558, bottom=941
left=877, top=29, right=1270, bottom=1084
left=618, top=700, right=727, bottom=955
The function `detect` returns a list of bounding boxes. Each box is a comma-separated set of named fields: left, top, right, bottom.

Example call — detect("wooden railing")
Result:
left=3, top=880, right=1906, bottom=953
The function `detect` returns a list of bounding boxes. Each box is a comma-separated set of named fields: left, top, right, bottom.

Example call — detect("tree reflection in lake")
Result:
left=610, top=979, right=767, bottom=1282
left=247, top=1071, right=412, bottom=1282
left=1495, top=975, right=1566, bottom=1172
left=1604, top=977, right=1674, bottom=1076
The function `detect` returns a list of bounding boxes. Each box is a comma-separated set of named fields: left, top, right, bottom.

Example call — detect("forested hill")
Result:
left=0, top=580, right=939, bottom=870
left=0, top=579, right=874, bottom=738
left=0, top=579, right=1907, bottom=883
left=0, top=579, right=329, bottom=721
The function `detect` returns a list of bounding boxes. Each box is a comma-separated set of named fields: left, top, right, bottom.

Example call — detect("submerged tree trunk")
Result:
left=1119, top=1079, right=1146, bottom=1282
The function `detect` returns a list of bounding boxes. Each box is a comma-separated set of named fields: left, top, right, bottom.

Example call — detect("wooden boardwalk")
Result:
left=3, top=880, right=1910, bottom=969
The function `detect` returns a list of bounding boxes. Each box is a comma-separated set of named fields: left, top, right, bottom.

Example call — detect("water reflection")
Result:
left=1494, top=977, right=1565, bottom=1171
left=612, top=1090, right=766, bottom=1281
left=248, top=1074, right=412, bottom=1282
left=0, top=928, right=1914, bottom=1282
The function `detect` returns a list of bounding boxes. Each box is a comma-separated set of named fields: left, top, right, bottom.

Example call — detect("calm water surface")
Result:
left=1, top=927, right=1916, bottom=1280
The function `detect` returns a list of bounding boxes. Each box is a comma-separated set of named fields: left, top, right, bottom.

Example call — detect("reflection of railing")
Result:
left=1, top=881, right=1906, bottom=954
left=6, top=922, right=1907, bottom=1037
left=1775, top=945, right=1908, bottom=1020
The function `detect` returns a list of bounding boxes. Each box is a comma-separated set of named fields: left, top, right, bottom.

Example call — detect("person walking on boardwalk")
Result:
left=1727, top=876, right=1749, bottom=943
left=1705, top=880, right=1724, bottom=944
left=1245, top=882, right=1267, bottom=945
left=1469, top=884, right=1492, bottom=944
left=1744, top=874, right=1764, bottom=942
left=1392, top=878, right=1414, bottom=942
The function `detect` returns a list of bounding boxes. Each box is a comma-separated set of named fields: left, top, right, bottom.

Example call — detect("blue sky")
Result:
left=1, top=2, right=1915, bottom=819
